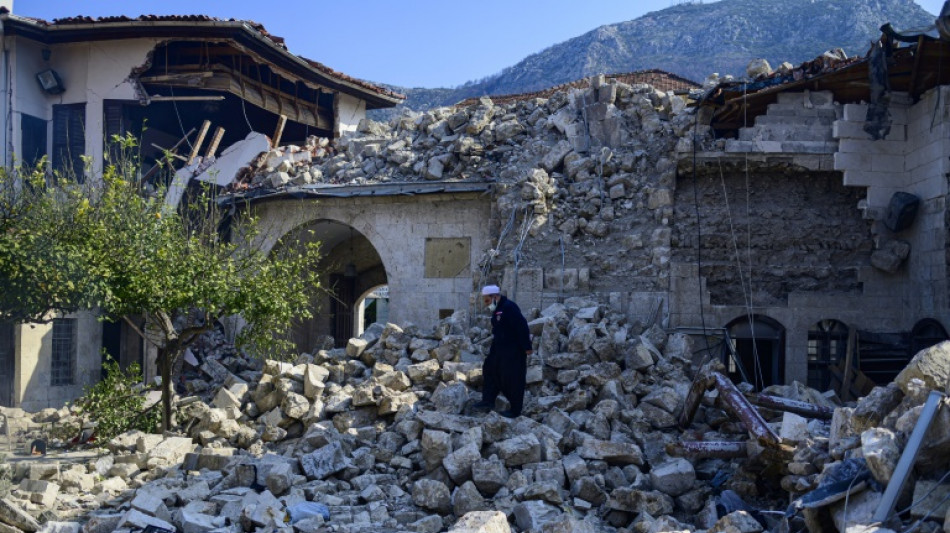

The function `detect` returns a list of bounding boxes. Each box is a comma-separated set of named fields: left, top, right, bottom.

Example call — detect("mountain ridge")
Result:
left=369, top=0, right=936, bottom=120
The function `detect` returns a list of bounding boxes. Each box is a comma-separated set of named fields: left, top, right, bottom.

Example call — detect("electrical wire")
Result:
left=691, top=108, right=713, bottom=359
left=241, top=97, right=254, bottom=134
left=740, top=82, right=764, bottom=390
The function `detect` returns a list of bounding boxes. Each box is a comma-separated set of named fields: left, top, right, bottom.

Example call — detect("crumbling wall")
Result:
left=672, top=170, right=873, bottom=306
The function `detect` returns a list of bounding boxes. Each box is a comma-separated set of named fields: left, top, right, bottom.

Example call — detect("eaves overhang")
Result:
left=0, top=14, right=404, bottom=109
left=216, top=181, right=494, bottom=207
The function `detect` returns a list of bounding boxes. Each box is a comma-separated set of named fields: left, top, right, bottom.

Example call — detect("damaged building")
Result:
left=0, top=10, right=403, bottom=409
left=0, top=3, right=949, bottom=533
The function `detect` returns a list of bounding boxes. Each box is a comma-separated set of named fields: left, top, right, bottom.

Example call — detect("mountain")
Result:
left=370, top=0, right=936, bottom=119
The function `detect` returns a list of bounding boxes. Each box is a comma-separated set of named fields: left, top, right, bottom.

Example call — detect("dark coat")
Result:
left=489, top=296, right=532, bottom=358
left=482, top=295, right=532, bottom=415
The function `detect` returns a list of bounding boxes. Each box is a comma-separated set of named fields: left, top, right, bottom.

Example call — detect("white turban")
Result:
left=481, top=285, right=500, bottom=296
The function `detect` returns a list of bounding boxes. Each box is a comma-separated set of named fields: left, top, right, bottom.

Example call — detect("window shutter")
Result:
left=52, top=103, right=86, bottom=182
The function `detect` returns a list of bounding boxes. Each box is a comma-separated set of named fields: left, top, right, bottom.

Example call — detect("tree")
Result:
left=0, top=137, right=323, bottom=430
left=0, top=161, right=103, bottom=323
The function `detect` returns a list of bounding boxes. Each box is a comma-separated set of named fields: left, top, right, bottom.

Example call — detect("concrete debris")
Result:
left=1, top=296, right=949, bottom=533
left=2, top=77, right=950, bottom=533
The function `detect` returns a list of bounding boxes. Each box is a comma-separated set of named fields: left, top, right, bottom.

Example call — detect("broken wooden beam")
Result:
left=188, top=120, right=212, bottom=165
left=205, top=127, right=226, bottom=159
left=271, top=115, right=287, bottom=148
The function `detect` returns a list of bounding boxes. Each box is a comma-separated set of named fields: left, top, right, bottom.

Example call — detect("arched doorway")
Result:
left=724, top=314, right=785, bottom=390
left=910, top=318, right=949, bottom=356
left=356, top=285, right=389, bottom=336
left=807, top=319, right=849, bottom=391
left=275, top=219, right=388, bottom=352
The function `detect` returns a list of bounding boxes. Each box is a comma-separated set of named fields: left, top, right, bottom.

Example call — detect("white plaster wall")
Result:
left=3, top=35, right=157, bottom=176
left=253, top=192, right=491, bottom=331
left=14, top=311, right=102, bottom=411
left=335, top=92, right=366, bottom=138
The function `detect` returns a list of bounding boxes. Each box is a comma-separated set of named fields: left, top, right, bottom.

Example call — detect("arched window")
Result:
left=807, top=319, right=849, bottom=391
left=910, top=318, right=949, bottom=357
left=724, top=314, right=785, bottom=390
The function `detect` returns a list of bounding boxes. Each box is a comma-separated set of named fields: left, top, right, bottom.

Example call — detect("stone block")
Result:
left=116, top=509, right=176, bottom=533
left=911, top=480, right=950, bottom=519
left=146, top=436, right=195, bottom=467
left=496, top=433, right=542, bottom=466
left=448, top=511, right=510, bottom=533
left=20, top=479, right=59, bottom=507
left=709, top=510, right=763, bottom=533
left=412, top=479, right=451, bottom=514
left=577, top=438, right=643, bottom=465
left=37, top=522, right=80, bottom=533
left=649, top=458, right=695, bottom=496
left=896, top=341, right=950, bottom=394
left=212, top=387, right=242, bottom=410
left=300, top=441, right=349, bottom=480
left=779, top=412, right=809, bottom=443
left=130, top=490, right=172, bottom=522
left=861, top=428, right=900, bottom=485
left=513, top=500, right=561, bottom=531
left=0, top=497, right=41, bottom=532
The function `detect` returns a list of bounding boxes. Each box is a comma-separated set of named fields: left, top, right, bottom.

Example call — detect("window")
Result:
left=52, top=104, right=86, bottom=181
left=807, top=319, right=849, bottom=391
left=20, top=114, right=47, bottom=168
left=0, top=321, right=14, bottom=406
left=51, top=318, right=76, bottom=386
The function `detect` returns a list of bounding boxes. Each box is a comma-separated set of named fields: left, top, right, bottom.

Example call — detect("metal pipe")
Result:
left=873, top=391, right=946, bottom=523
left=712, top=372, right=781, bottom=448
left=667, top=440, right=747, bottom=459
left=746, top=393, right=834, bottom=420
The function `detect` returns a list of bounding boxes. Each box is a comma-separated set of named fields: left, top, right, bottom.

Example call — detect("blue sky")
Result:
left=14, top=0, right=947, bottom=88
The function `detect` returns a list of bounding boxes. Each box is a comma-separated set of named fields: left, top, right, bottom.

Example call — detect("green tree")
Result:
left=0, top=161, right=102, bottom=323
left=0, top=137, right=322, bottom=431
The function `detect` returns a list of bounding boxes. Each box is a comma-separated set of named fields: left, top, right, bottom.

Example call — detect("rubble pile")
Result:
left=1, top=299, right=948, bottom=533
left=228, top=77, right=714, bottom=292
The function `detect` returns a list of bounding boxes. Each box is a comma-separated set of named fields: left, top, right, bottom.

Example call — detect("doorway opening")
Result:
left=724, top=314, right=786, bottom=390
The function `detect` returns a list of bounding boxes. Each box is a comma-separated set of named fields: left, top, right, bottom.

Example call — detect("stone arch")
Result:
left=355, top=284, right=389, bottom=336
left=272, top=216, right=391, bottom=351
left=247, top=190, right=492, bottom=335
left=724, top=314, right=786, bottom=390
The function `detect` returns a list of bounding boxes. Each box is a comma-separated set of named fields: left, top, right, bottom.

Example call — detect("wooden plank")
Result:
left=187, top=120, right=211, bottom=165
left=271, top=115, right=287, bottom=148
left=151, top=144, right=187, bottom=162
left=205, top=127, right=225, bottom=159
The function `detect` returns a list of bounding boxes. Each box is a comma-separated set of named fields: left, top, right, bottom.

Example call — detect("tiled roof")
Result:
left=6, top=12, right=403, bottom=101
left=456, top=69, right=701, bottom=106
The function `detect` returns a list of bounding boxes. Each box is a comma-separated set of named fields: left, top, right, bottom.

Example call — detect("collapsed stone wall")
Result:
left=671, top=169, right=874, bottom=306
left=234, top=75, right=879, bottom=323
left=235, top=77, right=700, bottom=317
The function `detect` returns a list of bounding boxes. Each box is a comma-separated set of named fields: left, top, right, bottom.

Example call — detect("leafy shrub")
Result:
left=69, top=356, right=161, bottom=443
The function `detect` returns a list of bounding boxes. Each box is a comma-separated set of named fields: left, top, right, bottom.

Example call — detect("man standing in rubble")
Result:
left=473, top=285, right=533, bottom=418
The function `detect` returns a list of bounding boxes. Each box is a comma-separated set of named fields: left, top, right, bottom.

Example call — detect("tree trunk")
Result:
left=158, top=343, right=181, bottom=432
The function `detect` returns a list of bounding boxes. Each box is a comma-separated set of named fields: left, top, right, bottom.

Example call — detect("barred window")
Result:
left=51, top=318, right=76, bottom=386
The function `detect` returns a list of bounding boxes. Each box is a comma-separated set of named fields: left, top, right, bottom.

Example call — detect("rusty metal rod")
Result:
left=667, top=440, right=747, bottom=459
left=712, top=372, right=781, bottom=449
left=746, top=393, right=834, bottom=420
left=679, top=374, right=713, bottom=429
